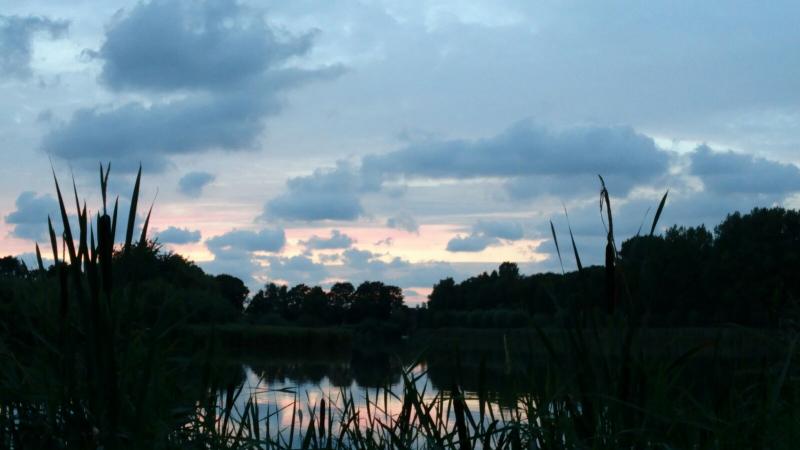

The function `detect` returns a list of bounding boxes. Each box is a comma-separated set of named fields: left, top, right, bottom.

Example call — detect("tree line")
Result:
left=3, top=206, right=799, bottom=329
left=426, top=207, right=800, bottom=328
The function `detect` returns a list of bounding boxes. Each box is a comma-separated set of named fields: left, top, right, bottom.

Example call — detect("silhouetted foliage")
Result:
left=244, top=279, right=407, bottom=328
left=0, top=256, right=29, bottom=278
left=426, top=207, right=800, bottom=328
left=215, top=274, right=249, bottom=313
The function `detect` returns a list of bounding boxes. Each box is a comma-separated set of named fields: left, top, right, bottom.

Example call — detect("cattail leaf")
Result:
left=77, top=202, right=88, bottom=264
left=35, top=243, right=45, bottom=272
left=52, top=168, right=77, bottom=265
left=98, top=213, right=113, bottom=297
left=100, top=162, right=108, bottom=214
left=111, top=196, right=119, bottom=245
left=605, top=241, right=616, bottom=314
left=124, top=164, right=142, bottom=253
left=47, top=216, right=59, bottom=264
left=90, top=223, right=97, bottom=264
left=650, top=190, right=669, bottom=236
left=72, top=173, right=81, bottom=221
left=549, top=220, right=564, bottom=274
left=564, top=206, right=583, bottom=272
left=599, top=175, right=617, bottom=263
left=139, top=190, right=157, bottom=247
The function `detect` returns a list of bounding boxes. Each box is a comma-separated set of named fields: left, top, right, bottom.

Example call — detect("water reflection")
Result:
left=228, top=351, right=523, bottom=443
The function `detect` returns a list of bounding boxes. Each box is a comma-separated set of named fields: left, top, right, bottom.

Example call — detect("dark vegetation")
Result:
left=425, top=207, right=800, bottom=328
left=1, top=166, right=799, bottom=449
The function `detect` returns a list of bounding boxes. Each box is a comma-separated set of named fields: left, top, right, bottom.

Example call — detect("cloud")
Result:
left=362, top=121, right=672, bottom=198
left=155, top=226, right=201, bottom=244
left=386, top=212, right=419, bottom=233
left=336, top=248, right=455, bottom=287
left=690, top=145, right=800, bottom=195
left=0, top=15, right=68, bottom=80
left=206, top=228, right=286, bottom=254
left=300, top=229, right=355, bottom=250
left=95, top=0, right=315, bottom=92
left=473, top=220, right=524, bottom=240
left=267, top=122, right=672, bottom=223
left=42, top=82, right=289, bottom=172
left=445, top=219, right=524, bottom=252
left=265, top=162, right=364, bottom=221
left=202, top=227, right=286, bottom=286
left=265, top=255, right=328, bottom=285
left=445, top=234, right=499, bottom=252
left=374, top=237, right=394, bottom=246
left=199, top=250, right=259, bottom=287
left=178, top=171, right=215, bottom=197
left=43, top=0, right=342, bottom=171
left=4, top=192, right=60, bottom=241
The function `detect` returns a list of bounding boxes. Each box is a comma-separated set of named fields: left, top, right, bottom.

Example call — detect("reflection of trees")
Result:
left=243, top=350, right=404, bottom=389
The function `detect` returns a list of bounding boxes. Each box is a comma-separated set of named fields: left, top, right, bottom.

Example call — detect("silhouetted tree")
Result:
left=0, top=256, right=28, bottom=279
left=215, top=274, right=249, bottom=314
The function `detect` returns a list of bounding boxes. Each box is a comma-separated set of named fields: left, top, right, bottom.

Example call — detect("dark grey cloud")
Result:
left=386, top=212, right=419, bottom=233
left=362, top=121, right=672, bottom=198
left=178, top=171, right=215, bottom=197
left=265, top=163, right=364, bottom=221
left=95, top=0, right=315, bottom=92
left=300, top=229, right=355, bottom=250
left=4, top=191, right=60, bottom=241
left=690, top=145, right=800, bottom=195
left=446, top=219, right=524, bottom=252
left=206, top=228, right=286, bottom=254
left=338, top=248, right=455, bottom=287
left=155, top=226, right=201, bottom=244
left=266, top=122, right=671, bottom=223
left=0, top=15, right=68, bottom=80
left=41, top=76, right=309, bottom=172
left=202, top=227, right=286, bottom=286
left=199, top=251, right=259, bottom=287
left=445, top=234, right=499, bottom=252
left=265, top=255, right=328, bottom=285
left=473, top=220, right=524, bottom=240
left=43, top=0, right=342, bottom=172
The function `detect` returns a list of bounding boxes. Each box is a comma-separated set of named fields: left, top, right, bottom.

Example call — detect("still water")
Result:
left=217, top=351, right=529, bottom=443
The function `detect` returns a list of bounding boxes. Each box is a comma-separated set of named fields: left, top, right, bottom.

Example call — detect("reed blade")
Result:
left=48, top=216, right=58, bottom=264
left=111, top=196, right=119, bottom=244
left=138, top=191, right=157, bottom=247
left=564, top=206, right=583, bottom=272
left=52, top=168, right=77, bottom=265
left=550, top=220, right=565, bottom=274
left=124, top=165, right=142, bottom=254
left=99, top=162, right=108, bottom=214
left=35, top=243, right=45, bottom=272
left=650, top=190, right=669, bottom=236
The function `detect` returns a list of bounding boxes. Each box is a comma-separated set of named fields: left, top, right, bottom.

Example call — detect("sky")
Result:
left=2, top=0, right=800, bottom=302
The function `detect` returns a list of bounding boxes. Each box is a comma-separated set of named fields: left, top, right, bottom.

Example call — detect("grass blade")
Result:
left=563, top=205, right=583, bottom=272
left=139, top=190, right=158, bottom=247
left=550, top=220, right=564, bottom=274
left=124, top=164, right=142, bottom=254
left=111, top=196, right=119, bottom=245
left=52, top=168, right=77, bottom=265
left=47, top=216, right=58, bottom=263
left=35, top=243, right=45, bottom=272
left=649, top=190, right=669, bottom=236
